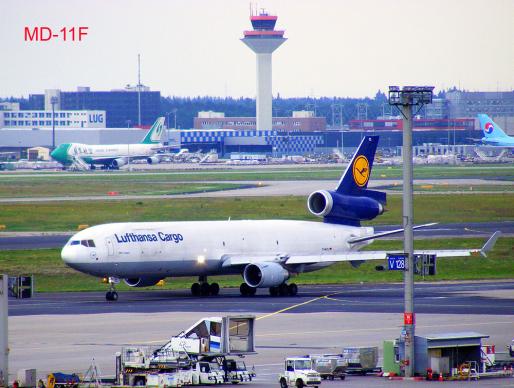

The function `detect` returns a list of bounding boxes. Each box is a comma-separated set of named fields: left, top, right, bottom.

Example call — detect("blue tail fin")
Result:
left=478, top=114, right=508, bottom=139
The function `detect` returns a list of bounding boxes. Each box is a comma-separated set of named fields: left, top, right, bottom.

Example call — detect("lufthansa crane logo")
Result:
left=352, top=155, right=370, bottom=187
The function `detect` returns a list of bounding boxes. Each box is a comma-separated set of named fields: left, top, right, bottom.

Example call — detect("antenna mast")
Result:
left=137, top=54, right=141, bottom=126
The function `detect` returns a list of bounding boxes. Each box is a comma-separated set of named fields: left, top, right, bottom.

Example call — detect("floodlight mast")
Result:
left=388, top=85, right=433, bottom=378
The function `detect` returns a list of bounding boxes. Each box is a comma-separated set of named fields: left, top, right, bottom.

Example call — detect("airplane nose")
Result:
left=61, top=245, right=77, bottom=264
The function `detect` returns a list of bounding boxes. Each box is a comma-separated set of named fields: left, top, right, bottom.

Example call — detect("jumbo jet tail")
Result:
left=478, top=114, right=509, bottom=139
left=140, top=117, right=166, bottom=144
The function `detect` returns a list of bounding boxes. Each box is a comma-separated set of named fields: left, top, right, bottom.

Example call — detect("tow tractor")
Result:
left=279, top=357, right=321, bottom=387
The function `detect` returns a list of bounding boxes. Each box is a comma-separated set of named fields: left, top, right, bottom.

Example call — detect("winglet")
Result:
left=480, top=231, right=501, bottom=258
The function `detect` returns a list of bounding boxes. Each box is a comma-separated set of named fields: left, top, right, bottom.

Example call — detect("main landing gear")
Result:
left=105, top=278, right=119, bottom=301
left=269, top=283, right=298, bottom=297
left=239, top=282, right=298, bottom=296
left=239, top=283, right=257, bottom=296
left=191, top=276, right=220, bottom=297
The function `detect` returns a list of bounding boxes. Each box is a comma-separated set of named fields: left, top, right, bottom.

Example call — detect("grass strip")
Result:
left=0, top=193, right=512, bottom=231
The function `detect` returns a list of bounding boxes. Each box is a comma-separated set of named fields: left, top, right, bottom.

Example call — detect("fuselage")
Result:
left=51, top=142, right=160, bottom=165
left=481, top=137, right=514, bottom=147
left=62, top=220, right=373, bottom=279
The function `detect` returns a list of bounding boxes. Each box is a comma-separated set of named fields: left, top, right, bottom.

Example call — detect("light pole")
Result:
left=172, top=108, right=178, bottom=129
left=50, top=96, right=58, bottom=150
left=389, top=86, right=433, bottom=377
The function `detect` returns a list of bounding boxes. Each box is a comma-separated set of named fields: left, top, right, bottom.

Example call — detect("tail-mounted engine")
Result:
left=307, top=189, right=385, bottom=226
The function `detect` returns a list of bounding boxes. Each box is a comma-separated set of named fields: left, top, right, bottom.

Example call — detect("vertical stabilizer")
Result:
left=335, top=136, right=379, bottom=195
left=140, top=117, right=165, bottom=144
left=478, top=114, right=508, bottom=138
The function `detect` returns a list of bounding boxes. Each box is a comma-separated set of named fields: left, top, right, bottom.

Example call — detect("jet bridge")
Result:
left=153, top=315, right=255, bottom=360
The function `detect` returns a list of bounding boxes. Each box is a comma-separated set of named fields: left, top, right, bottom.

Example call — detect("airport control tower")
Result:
left=242, top=9, right=286, bottom=131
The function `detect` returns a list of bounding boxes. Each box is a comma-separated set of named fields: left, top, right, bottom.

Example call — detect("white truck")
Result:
left=191, top=360, right=225, bottom=385
left=224, top=359, right=255, bottom=384
left=279, top=357, right=322, bottom=387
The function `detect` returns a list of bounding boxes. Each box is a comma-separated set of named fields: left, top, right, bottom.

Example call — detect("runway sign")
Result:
left=387, top=253, right=407, bottom=271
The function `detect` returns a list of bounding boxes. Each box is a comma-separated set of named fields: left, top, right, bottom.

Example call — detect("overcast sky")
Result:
left=1, top=0, right=513, bottom=99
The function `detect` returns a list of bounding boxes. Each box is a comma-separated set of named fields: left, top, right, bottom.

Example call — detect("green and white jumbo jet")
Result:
left=50, top=117, right=165, bottom=170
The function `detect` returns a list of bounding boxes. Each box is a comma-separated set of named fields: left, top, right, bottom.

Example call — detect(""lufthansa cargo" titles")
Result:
left=115, top=232, right=184, bottom=244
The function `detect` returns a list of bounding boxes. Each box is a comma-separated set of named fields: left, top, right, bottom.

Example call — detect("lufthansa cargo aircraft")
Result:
left=478, top=114, right=514, bottom=147
left=61, top=136, right=499, bottom=300
left=50, top=117, right=166, bottom=170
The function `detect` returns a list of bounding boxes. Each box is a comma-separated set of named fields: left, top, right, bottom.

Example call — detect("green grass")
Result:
left=378, top=184, right=513, bottom=193
left=0, top=193, right=512, bottom=231
left=0, top=180, right=247, bottom=198
left=2, top=164, right=514, bottom=182
left=1, top=237, right=512, bottom=292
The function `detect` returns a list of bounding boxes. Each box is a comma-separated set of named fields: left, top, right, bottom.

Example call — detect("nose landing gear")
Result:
left=105, top=277, right=119, bottom=301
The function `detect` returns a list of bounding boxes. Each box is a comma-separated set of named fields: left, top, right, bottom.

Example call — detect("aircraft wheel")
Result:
left=209, top=282, right=220, bottom=296
left=240, top=283, right=255, bottom=296
left=191, top=282, right=201, bottom=296
left=200, top=282, right=210, bottom=296
left=278, top=283, right=289, bottom=296
left=269, top=286, right=279, bottom=297
left=288, top=283, right=298, bottom=296
left=106, top=291, right=118, bottom=301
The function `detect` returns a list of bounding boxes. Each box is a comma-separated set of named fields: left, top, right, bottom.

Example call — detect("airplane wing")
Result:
left=221, top=232, right=501, bottom=267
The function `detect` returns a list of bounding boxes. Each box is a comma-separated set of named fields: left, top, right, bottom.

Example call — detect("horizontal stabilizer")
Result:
left=348, top=223, right=438, bottom=244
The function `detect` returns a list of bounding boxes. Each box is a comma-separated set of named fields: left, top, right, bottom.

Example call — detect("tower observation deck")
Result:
left=241, top=10, right=286, bottom=131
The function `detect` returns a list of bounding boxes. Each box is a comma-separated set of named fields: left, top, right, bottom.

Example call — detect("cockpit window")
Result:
left=88, top=240, right=95, bottom=247
left=81, top=240, right=88, bottom=247
left=70, top=240, right=80, bottom=245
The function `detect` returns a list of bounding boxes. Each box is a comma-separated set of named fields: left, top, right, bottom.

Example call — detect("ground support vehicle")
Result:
left=191, top=360, right=225, bottom=385
left=117, top=346, right=192, bottom=387
left=342, top=346, right=380, bottom=375
left=279, top=358, right=321, bottom=387
left=310, top=355, right=347, bottom=380
left=223, top=359, right=256, bottom=384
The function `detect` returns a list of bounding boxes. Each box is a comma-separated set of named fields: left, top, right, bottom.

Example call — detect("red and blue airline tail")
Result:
left=478, top=114, right=509, bottom=139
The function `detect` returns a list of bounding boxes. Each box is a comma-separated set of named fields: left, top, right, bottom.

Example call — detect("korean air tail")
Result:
left=478, top=114, right=509, bottom=139
left=335, top=135, right=386, bottom=204
left=141, top=117, right=166, bottom=144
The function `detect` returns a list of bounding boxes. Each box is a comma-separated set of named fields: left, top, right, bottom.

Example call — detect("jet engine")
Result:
left=124, top=277, right=162, bottom=287
left=243, top=262, right=289, bottom=288
left=307, top=189, right=384, bottom=224
left=146, top=156, right=160, bottom=164
left=112, top=158, right=127, bottom=168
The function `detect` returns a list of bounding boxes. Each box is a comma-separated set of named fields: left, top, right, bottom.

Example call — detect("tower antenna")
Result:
left=137, top=53, right=141, bottom=126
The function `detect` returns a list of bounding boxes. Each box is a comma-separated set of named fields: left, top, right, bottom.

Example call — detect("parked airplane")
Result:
left=477, top=114, right=514, bottom=147
left=50, top=117, right=166, bottom=170
left=61, top=136, right=499, bottom=300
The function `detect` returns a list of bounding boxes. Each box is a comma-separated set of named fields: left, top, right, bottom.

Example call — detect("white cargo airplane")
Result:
left=50, top=117, right=166, bottom=170
left=61, top=136, right=500, bottom=300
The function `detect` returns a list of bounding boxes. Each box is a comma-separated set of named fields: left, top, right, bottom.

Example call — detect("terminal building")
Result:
left=0, top=110, right=106, bottom=129
left=194, top=111, right=326, bottom=132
